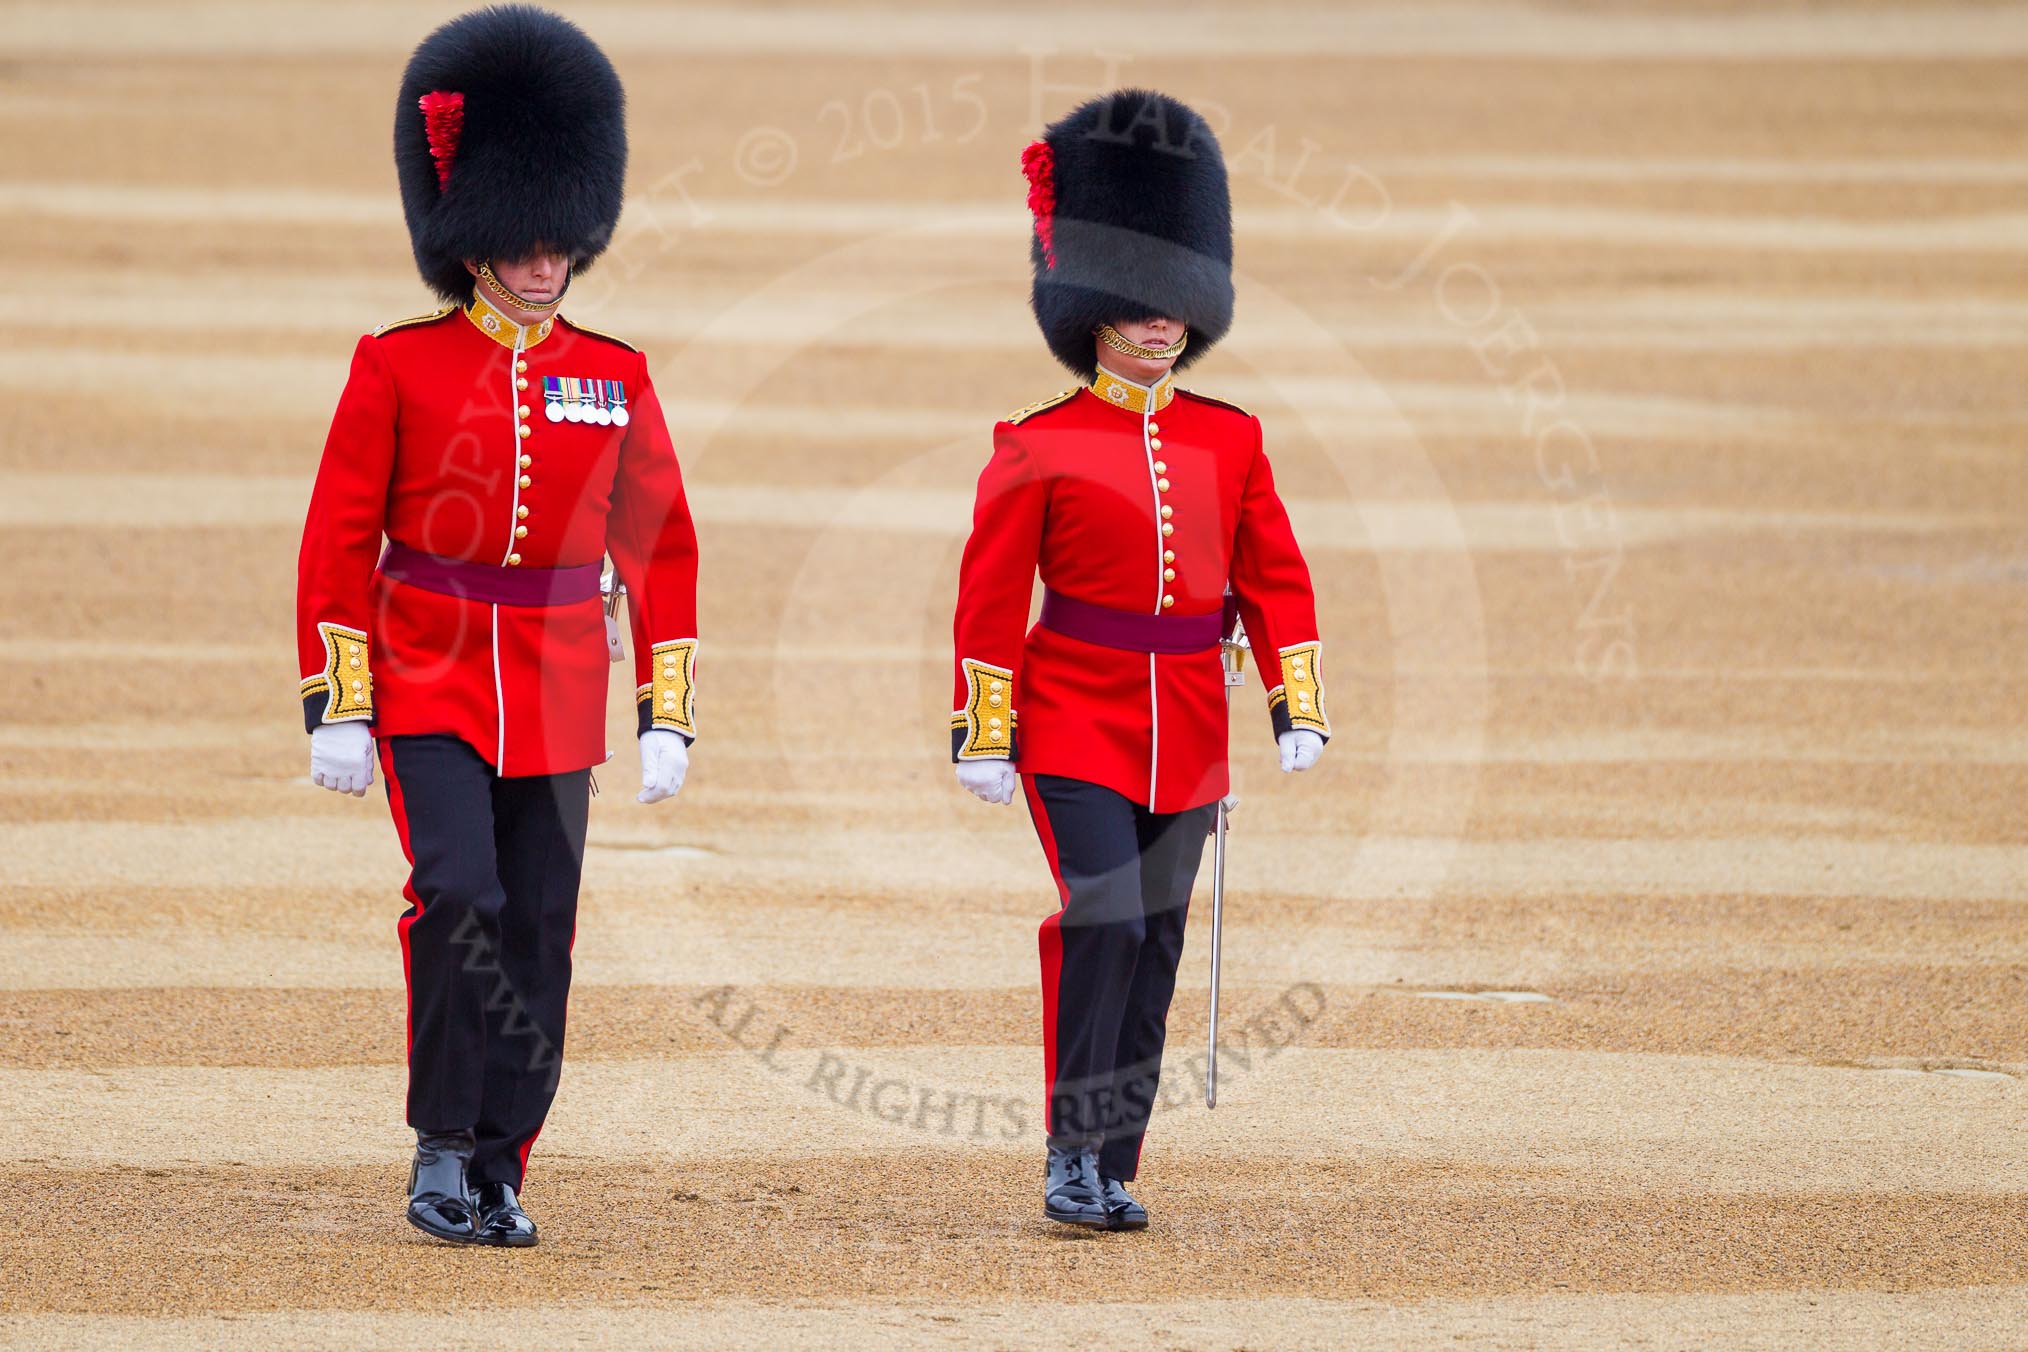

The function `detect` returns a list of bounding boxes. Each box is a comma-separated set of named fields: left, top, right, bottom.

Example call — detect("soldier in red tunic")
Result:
left=296, top=6, right=698, bottom=1246
left=951, top=90, right=1329, bottom=1230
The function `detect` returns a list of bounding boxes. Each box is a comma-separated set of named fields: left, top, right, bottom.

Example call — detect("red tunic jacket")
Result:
left=297, top=295, right=699, bottom=777
left=951, top=366, right=1329, bottom=813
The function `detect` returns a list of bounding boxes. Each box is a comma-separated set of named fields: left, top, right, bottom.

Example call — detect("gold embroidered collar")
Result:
left=465, top=294, right=557, bottom=350
left=1089, top=365, right=1176, bottom=416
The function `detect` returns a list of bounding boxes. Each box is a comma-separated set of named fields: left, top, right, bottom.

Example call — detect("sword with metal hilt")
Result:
left=1207, top=608, right=1248, bottom=1109
left=600, top=564, right=627, bottom=663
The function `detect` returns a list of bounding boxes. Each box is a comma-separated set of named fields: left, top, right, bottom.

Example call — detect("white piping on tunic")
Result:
left=1097, top=364, right=1175, bottom=810
left=1147, top=651, right=1159, bottom=809
left=501, top=329, right=526, bottom=565
left=491, top=603, right=506, bottom=768
left=1139, top=391, right=1164, bottom=810
left=494, top=330, right=527, bottom=771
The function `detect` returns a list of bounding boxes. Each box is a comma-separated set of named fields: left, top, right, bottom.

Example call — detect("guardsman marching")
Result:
left=951, top=90, right=1329, bottom=1231
left=296, top=6, right=699, bottom=1246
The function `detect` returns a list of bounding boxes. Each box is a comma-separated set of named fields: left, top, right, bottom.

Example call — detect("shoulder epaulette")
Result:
left=372, top=306, right=456, bottom=338
left=1004, top=389, right=1077, bottom=424
left=559, top=316, right=639, bottom=352
left=1176, top=387, right=1251, bottom=417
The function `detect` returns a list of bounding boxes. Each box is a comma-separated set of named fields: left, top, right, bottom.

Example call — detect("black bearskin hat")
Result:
left=395, top=5, right=627, bottom=304
left=1022, top=89, right=1234, bottom=381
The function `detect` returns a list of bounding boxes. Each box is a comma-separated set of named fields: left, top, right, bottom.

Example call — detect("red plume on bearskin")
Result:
left=418, top=91, right=464, bottom=191
left=1023, top=89, right=1233, bottom=381
left=394, top=5, right=628, bottom=303
left=1021, top=138, right=1057, bottom=270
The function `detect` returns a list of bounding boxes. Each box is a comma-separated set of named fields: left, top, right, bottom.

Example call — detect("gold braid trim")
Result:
left=1096, top=324, right=1188, bottom=361
left=1005, top=389, right=1076, bottom=424
left=372, top=306, right=455, bottom=337
left=1175, top=387, right=1252, bottom=417
left=1272, top=641, right=1328, bottom=735
left=639, top=638, right=698, bottom=736
left=955, top=658, right=1015, bottom=759
left=559, top=316, right=640, bottom=352
left=316, top=622, right=374, bottom=723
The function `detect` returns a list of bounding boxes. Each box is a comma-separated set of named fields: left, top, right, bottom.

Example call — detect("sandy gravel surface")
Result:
left=3, top=1, right=2024, bottom=1346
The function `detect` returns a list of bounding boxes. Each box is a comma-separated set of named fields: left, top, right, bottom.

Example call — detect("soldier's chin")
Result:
left=1119, top=353, right=1179, bottom=379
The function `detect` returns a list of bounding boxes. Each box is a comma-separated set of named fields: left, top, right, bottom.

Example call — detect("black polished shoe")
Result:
left=1099, top=1174, right=1148, bottom=1231
left=406, top=1129, right=478, bottom=1244
left=1043, top=1144, right=1109, bottom=1228
left=473, top=1181, right=540, bottom=1248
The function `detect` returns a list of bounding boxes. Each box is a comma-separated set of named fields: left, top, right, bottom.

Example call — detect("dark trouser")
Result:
left=378, top=734, right=591, bottom=1190
left=1022, top=772, right=1218, bottom=1181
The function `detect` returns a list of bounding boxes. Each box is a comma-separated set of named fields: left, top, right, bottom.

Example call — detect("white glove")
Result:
left=309, top=722, right=375, bottom=797
left=1278, top=729, right=1324, bottom=773
left=955, top=759, right=1017, bottom=805
left=637, top=729, right=689, bottom=804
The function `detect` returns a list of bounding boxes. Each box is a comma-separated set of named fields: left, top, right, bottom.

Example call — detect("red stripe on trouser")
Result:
left=515, top=819, right=588, bottom=1184
left=377, top=739, right=426, bottom=1056
left=1022, top=773, right=1070, bottom=1136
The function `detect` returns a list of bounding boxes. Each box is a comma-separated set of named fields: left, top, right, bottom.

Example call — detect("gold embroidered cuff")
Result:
left=1267, top=641, right=1329, bottom=736
left=313, top=622, right=374, bottom=723
left=954, top=658, right=1015, bottom=759
left=637, top=638, right=698, bottom=737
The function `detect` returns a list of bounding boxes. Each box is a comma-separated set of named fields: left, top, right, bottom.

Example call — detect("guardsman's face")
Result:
left=489, top=250, right=570, bottom=306
left=1098, top=315, right=1186, bottom=383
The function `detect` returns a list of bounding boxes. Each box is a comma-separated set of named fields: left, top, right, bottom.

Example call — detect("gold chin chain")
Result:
left=478, top=260, right=568, bottom=316
left=1096, top=323, right=1188, bottom=361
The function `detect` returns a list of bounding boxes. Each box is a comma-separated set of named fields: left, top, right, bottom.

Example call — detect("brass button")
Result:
left=516, top=377, right=528, bottom=391
left=514, top=525, right=528, bottom=539
left=1153, top=460, right=1166, bottom=474
left=515, top=360, right=528, bottom=374
left=988, top=694, right=1002, bottom=706
left=518, top=475, right=532, bottom=489
left=1160, top=505, right=1173, bottom=520
left=1161, top=522, right=1174, bottom=537
left=506, top=553, right=522, bottom=566
left=988, top=717, right=1002, bottom=729
left=1147, top=422, right=1159, bottom=435
left=1157, top=477, right=1170, bottom=492
left=1163, top=567, right=1175, bottom=581
left=1163, top=549, right=1175, bottom=564
left=1161, top=594, right=1174, bottom=608
left=518, top=424, right=532, bottom=439
left=516, top=505, right=529, bottom=520
left=518, top=454, right=532, bottom=469
left=518, top=405, right=530, bottom=419
left=1149, top=437, right=1163, bottom=451
left=349, top=656, right=362, bottom=669
left=989, top=729, right=1004, bottom=742
left=989, top=680, right=1004, bottom=693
